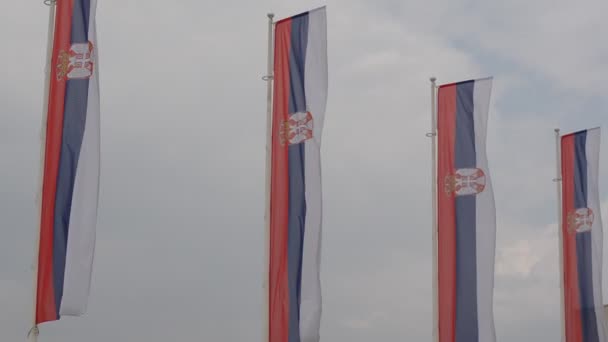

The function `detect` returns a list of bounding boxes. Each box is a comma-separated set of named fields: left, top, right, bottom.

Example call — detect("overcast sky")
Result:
left=1, top=0, right=608, bottom=341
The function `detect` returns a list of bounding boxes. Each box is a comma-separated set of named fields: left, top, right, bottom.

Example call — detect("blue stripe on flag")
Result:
left=52, top=0, right=92, bottom=316
left=573, top=131, right=599, bottom=342
left=287, top=11, right=309, bottom=342
left=287, top=144, right=305, bottom=342
left=574, top=131, right=588, bottom=209
left=288, top=13, right=309, bottom=114
left=453, top=80, right=479, bottom=342
left=577, top=232, right=599, bottom=342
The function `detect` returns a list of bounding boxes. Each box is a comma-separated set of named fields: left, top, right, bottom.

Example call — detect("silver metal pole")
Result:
left=263, top=12, right=274, bottom=342
left=554, top=128, right=565, bottom=342
left=429, top=77, right=438, bottom=342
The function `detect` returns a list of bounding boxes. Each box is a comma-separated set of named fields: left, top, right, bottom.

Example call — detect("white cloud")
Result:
left=496, top=224, right=557, bottom=278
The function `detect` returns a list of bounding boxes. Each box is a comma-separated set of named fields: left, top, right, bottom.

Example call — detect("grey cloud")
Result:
left=1, top=1, right=607, bottom=341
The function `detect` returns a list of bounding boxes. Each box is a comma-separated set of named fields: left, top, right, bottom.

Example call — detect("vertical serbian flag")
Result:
left=269, top=7, right=327, bottom=342
left=437, top=77, right=496, bottom=342
left=36, top=0, right=100, bottom=324
left=561, top=128, right=607, bottom=342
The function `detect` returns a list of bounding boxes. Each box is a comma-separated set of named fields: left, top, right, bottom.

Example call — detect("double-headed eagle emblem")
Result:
left=567, top=208, right=594, bottom=234
left=279, top=111, right=313, bottom=146
left=444, top=168, right=486, bottom=196
left=56, top=41, right=94, bottom=81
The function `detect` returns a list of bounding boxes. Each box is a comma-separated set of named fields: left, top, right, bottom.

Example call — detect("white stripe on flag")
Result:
left=586, top=128, right=607, bottom=341
left=472, top=77, right=496, bottom=342
left=300, top=7, right=327, bottom=342
left=60, top=0, right=100, bottom=316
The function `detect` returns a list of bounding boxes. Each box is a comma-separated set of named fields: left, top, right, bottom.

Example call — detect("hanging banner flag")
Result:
left=36, top=0, right=100, bottom=324
left=269, top=6, right=327, bottom=342
left=561, top=128, right=607, bottom=342
left=437, top=77, right=496, bottom=342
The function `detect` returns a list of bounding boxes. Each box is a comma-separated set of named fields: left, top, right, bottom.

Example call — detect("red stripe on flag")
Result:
left=561, top=135, right=584, bottom=342
left=269, top=18, right=292, bottom=342
left=36, top=0, right=75, bottom=324
left=437, top=84, right=457, bottom=342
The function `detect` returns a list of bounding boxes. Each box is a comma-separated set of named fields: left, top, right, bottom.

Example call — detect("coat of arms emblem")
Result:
left=444, top=168, right=486, bottom=196
left=567, top=208, right=594, bottom=233
left=279, top=111, right=313, bottom=146
left=57, top=41, right=94, bottom=80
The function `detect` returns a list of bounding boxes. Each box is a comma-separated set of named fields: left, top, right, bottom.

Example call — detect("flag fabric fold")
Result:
left=36, top=0, right=100, bottom=324
left=437, top=77, right=496, bottom=342
left=269, top=7, right=327, bottom=342
left=561, top=128, right=607, bottom=342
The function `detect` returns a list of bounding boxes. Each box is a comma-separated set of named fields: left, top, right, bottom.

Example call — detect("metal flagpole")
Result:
left=428, top=77, right=438, bottom=342
left=262, top=12, right=274, bottom=342
left=554, top=128, right=565, bottom=342
left=29, top=1, right=57, bottom=341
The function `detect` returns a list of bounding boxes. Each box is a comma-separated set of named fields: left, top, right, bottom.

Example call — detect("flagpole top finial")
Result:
left=430, top=76, right=437, bottom=83
left=555, top=128, right=560, bottom=133
left=267, top=13, right=275, bottom=19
